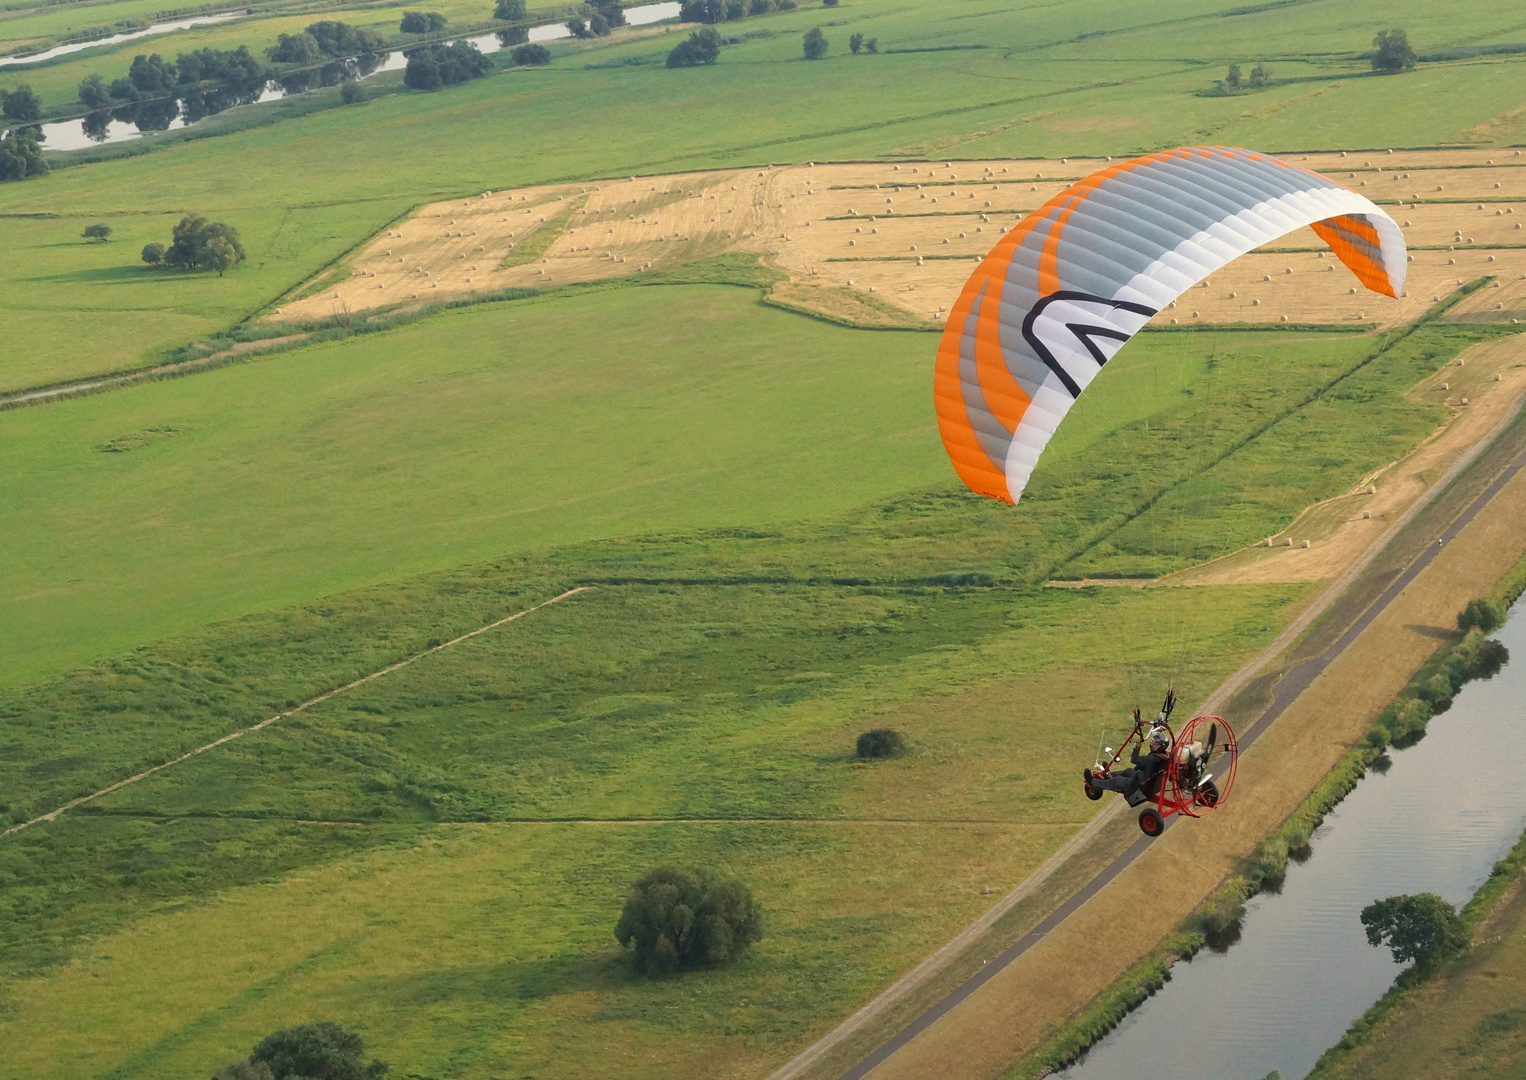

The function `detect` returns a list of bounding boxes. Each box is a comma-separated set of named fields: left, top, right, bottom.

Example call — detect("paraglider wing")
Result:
left=935, top=147, right=1408, bottom=504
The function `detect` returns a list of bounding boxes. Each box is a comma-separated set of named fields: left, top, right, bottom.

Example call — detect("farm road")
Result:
left=762, top=378, right=1526, bottom=1080
left=0, top=587, right=593, bottom=840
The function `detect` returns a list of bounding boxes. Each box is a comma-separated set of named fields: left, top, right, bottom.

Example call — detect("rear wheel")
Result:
left=1084, top=778, right=1103, bottom=801
left=1196, top=780, right=1220, bottom=808
left=1139, top=808, right=1165, bottom=837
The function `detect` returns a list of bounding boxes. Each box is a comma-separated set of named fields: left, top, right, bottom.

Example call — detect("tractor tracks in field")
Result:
left=0, top=587, right=592, bottom=841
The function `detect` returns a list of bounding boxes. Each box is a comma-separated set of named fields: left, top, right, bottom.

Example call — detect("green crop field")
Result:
left=4, top=0, right=1526, bottom=1076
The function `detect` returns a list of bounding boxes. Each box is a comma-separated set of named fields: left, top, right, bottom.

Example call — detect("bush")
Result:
left=340, top=79, right=368, bottom=104
left=856, top=728, right=904, bottom=759
left=615, top=867, right=763, bottom=975
left=667, top=27, right=723, bottom=66
left=1458, top=597, right=1504, bottom=633
left=82, top=222, right=113, bottom=242
left=511, top=42, right=551, bottom=65
left=250, top=1021, right=389, bottom=1079
left=141, top=241, right=166, bottom=264
left=823, top=0, right=838, bottom=5
left=803, top=26, right=827, bottom=59
left=864, top=36, right=876, bottom=53
left=1361, top=893, right=1466, bottom=964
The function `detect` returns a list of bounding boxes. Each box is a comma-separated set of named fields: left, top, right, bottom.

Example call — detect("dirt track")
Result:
left=273, top=149, right=1526, bottom=329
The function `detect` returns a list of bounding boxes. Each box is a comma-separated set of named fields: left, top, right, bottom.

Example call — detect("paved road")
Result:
left=834, top=428, right=1526, bottom=1080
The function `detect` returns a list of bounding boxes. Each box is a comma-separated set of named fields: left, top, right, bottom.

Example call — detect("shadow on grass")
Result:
left=24, top=265, right=187, bottom=286
left=368, top=952, right=630, bottom=1009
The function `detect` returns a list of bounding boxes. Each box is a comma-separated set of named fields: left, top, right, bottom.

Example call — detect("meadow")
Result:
left=4, top=0, right=1526, bottom=1075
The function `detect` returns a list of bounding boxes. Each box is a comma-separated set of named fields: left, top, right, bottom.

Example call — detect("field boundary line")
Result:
left=767, top=385, right=1526, bottom=1080
left=0, top=587, right=593, bottom=841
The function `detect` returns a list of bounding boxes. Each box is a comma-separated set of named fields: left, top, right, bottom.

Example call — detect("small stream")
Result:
left=24, top=1, right=681, bottom=151
left=1057, top=599, right=1525, bottom=1080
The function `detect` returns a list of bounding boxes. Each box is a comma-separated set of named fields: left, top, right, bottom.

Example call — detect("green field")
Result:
left=5, top=0, right=1526, bottom=1076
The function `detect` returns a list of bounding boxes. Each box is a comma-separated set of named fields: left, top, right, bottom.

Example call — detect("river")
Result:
left=0, top=12, right=240, bottom=68
left=25, top=1, right=682, bottom=151
left=1057, top=597, right=1525, bottom=1080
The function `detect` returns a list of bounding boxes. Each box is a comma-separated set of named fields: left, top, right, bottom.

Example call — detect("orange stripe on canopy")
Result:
left=1311, top=219, right=1396, bottom=298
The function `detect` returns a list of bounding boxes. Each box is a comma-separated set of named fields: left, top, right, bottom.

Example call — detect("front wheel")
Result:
left=1139, top=808, right=1165, bottom=837
left=1084, top=778, right=1103, bottom=801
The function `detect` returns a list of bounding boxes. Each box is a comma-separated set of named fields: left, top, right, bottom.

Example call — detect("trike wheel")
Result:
left=1084, top=778, right=1103, bottom=801
left=1138, top=808, right=1165, bottom=837
left=1196, top=780, right=1220, bottom=808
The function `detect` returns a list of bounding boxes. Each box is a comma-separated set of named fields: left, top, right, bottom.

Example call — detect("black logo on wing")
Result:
left=1020, top=290, right=1159, bottom=398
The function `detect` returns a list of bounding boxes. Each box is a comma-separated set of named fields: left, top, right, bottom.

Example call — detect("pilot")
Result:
left=1085, top=727, right=1170, bottom=799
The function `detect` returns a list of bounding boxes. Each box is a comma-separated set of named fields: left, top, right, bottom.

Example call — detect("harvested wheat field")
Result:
left=272, top=150, right=1526, bottom=330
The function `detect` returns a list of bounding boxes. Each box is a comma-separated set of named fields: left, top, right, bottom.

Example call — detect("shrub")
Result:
left=340, top=79, right=367, bottom=104
left=1361, top=893, right=1466, bottom=965
left=667, top=26, right=723, bottom=66
left=141, top=241, right=166, bottom=264
left=512, top=42, right=551, bottom=65
left=1458, top=597, right=1504, bottom=633
left=250, top=1021, right=389, bottom=1079
left=864, top=36, right=876, bottom=53
left=803, top=26, right=827, bottom=59
left=82, top=222, right=113, bottom=242
left=615, top=867, right=763, bottom=975
left=856, top=728, right=904, bottom=759
left=824, top=0, right=838, bottom=6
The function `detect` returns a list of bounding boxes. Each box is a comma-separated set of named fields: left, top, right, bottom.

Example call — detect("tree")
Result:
left=399, top=11, right=430, bottom=33
left=849, top=32, right=862, bottom=53
left=1, top=84, right=41, bottom=124
left=823, top=0, right=838, bottom=5
left=83, top=222, right=113, bottom=242
left=1372, top=28, right=1416, bottom=73
left=249, top=1021, right=389, bottom=1080
left=79, top=73, right=111, bottom=109
left=404, top=41, right=491, bottom=90
left=592, top=1, right=626, bottom=28
left=1459, top=597, right=1504, bottom=633
left=494, top=0, right=527, bottom=19
left=615, top=868, right=764, bottom=975
left=212, top=1062, right=275, bottom=1080
left=267, top=32, right=323, bottom=65
left=426, top=12, right=448, bottom=31
left=589, top=12, right=611, bottom=34
left=141, top=241, right=166, bottom=264
left=1248, top=62, right=1271, bottom=88
left=864, top=36, right=876, bottom=53
left=666, top=26, right=723, bottom=66
left=680, top=0, right=724, bottom=21
left=1224, top=63, right=1242, bottom=90
left=303, top=21, right=384, bottom=57
left=0, top=127, right=47, bottom=182
left=512, top=42, right=551, bottom=65
left=128, top=53, right=177, bottom=95
left=340, top=78, right=368, bottom=104
left=163, top=214, right=246, bottom=271
left=803, top=26, right=828, bottom=59
left=1361, top=893, right=1466, bottom=965
left=566, top=16, right=591, bottom=37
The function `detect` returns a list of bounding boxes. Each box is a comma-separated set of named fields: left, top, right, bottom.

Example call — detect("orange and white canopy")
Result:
left=935, top=147, right=1407, bottom=504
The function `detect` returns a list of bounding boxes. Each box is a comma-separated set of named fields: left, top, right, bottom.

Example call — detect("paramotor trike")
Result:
left=1082, top=691, right=1239, bottom=837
